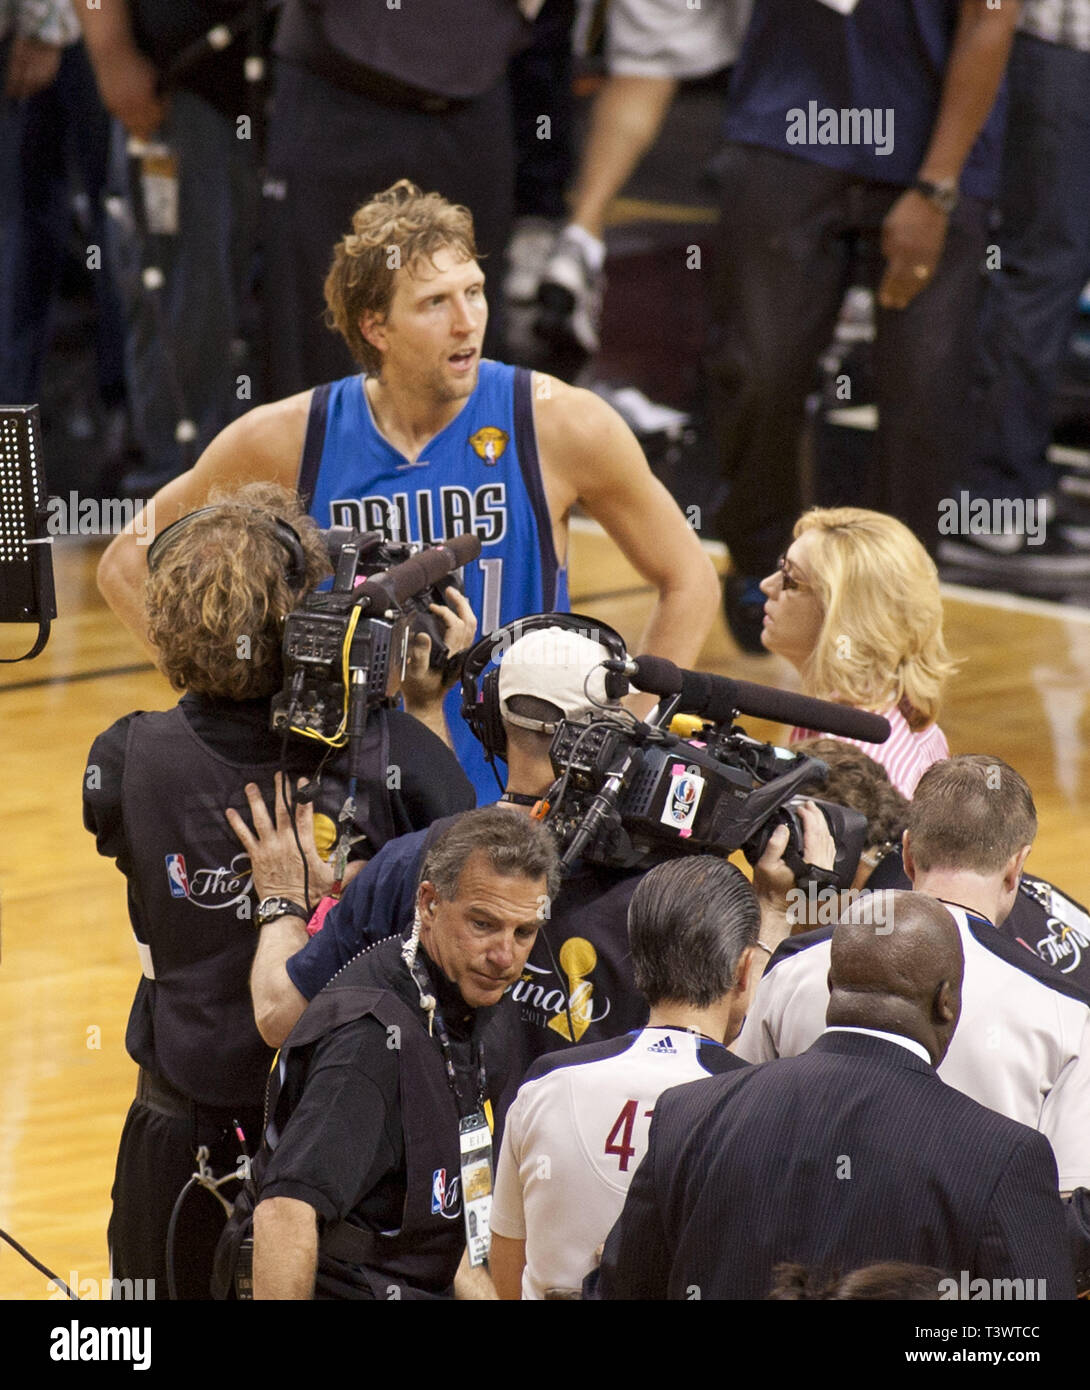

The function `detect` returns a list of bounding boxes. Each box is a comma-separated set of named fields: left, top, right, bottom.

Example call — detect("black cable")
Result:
left=583, top=664, right=641, bottom=723
left=0, top=1226, right=78, bottom=1299
left=165, top=1176, right=201, bottom=1302
left=278, top=726, right=312, bottom=914
left=0, top=619, right=51, bottom=663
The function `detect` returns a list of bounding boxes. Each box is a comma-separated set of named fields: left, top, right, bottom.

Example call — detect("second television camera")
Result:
left=542, top=654, right=889, bottom=890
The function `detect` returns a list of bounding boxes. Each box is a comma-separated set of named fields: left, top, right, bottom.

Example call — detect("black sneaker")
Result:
left=723, top=573, right=769, bottom=655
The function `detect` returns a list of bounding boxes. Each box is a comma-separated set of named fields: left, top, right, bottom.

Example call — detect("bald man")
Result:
left=596, top=892, right=1075, bottom=1300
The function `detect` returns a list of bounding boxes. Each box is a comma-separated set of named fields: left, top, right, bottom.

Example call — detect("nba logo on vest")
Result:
left=164, top=853, right=189, bottom=899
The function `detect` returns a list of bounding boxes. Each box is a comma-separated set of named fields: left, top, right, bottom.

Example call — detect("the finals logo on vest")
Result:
left=512, top=936, right=612, bottom=1044
left=1036, top=916, right=1087, bottom=974
left=163, top=851, right=252, bottom=911
left=431, top=1168, right=462, bottom=1220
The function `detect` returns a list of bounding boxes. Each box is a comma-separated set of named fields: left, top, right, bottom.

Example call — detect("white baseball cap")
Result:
left=498, top=625, right=619, bottom=732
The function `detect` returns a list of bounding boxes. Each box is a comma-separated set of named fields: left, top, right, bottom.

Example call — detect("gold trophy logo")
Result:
left=548, top=936, right=597, bottom=1042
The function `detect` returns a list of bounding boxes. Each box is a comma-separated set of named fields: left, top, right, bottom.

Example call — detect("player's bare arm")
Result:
left=96, top=392, right=312, bottom=651
left=532, top=373, right=719, bottom=667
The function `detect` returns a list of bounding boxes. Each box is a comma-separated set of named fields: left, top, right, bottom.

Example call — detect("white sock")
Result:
left=561, top=222, right=606, bottom=272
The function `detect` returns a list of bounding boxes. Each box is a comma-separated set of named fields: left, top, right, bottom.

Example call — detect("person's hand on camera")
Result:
left=226, top=773, right=333, bottom=906
left=753, top=800, right=836, bottom=938
left=401, top=586, right=478, bottom=719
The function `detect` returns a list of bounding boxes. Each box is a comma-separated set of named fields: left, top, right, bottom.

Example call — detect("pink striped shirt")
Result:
left=789, top=703, right=949, bottom=797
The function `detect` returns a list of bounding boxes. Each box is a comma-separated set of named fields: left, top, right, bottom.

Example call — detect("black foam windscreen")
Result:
left=625, top=654, right=891, bottom=744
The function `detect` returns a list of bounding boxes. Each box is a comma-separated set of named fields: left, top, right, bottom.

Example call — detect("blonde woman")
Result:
left=758, top=507, right=955, bottom=796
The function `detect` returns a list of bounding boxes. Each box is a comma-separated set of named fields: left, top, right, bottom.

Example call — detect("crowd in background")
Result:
left=6, top=0, right=1090, bottom=605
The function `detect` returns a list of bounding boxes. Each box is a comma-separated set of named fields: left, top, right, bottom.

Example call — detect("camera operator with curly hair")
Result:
left=83, top=480, right=476, bottom=1299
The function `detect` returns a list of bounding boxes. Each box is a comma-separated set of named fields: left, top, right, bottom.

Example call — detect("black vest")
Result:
left=269, top=940, right=487, bottom=1298
left=121, top=704, right=392, bottom=1106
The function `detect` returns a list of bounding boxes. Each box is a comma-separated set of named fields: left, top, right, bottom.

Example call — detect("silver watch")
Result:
left=255, top=896, right=309, bottom=928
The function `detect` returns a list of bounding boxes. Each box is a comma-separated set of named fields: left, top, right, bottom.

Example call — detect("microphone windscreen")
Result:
left=626, top=654, right=685, bottom=698
left=443, top=532, right=483, bottom=568
left=624, top=656, right=891, bottom=743
left=727, top=680, right=892, bottom=743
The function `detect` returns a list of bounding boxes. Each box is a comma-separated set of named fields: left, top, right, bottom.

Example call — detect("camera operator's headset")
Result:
left=460, top=612, right=630, bottom=776
left=147, top=506, right=309, bottom=591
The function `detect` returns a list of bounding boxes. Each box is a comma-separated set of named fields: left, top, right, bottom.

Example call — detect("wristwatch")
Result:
left=913, top=178, right=959, bottom=215
left=255, top=896, right=310, bottom=928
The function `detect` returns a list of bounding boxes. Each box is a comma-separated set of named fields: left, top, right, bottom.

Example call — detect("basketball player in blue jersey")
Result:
left=97, top=180, right=720, bottom=800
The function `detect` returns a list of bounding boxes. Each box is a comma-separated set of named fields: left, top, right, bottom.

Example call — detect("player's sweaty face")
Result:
left=378, top=248, right=488, bottom=403
left=418, top=852, right=546, bottom=1008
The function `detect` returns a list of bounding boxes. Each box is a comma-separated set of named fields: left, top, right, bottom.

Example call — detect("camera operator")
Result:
left=83, top=481, right=475, bottom=1299
left=243, top=620, right=836, bottom=1093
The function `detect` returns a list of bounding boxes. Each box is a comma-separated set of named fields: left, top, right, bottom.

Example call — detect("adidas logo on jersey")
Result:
left=646, top=1035, right=677, bottom=1054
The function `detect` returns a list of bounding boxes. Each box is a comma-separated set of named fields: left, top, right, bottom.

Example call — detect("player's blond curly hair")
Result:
left=793, top=507, right=957, bottom=730
left=324, top=179, right=479, bottom=373
left=145, top=482, right=330, bottom=700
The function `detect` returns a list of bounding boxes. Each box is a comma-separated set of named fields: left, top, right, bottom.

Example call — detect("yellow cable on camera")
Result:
left=286, top=606, right=362, bottom=749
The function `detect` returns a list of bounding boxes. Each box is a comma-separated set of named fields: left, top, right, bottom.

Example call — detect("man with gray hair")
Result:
left=247, top=805, right=560, bottom=1299
left=489, top=856, right=759, bottom=1300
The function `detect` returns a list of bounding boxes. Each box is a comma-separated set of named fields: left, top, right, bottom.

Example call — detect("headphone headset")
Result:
left=147, top=506, right=309, bottom=593
left=460, top=612, right=629, bottom=765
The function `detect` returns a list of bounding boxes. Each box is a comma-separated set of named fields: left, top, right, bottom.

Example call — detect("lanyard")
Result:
left=408, top=955, right=487, bottom=1118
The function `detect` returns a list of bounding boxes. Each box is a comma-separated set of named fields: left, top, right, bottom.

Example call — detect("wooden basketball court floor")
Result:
left=1, top=526, right=1088, bottom=1298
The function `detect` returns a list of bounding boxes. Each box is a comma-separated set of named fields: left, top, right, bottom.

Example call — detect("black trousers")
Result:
left=108, top=1078, right=262, bottom=1300
left=261, top=61, right=514, bottom=399
left=706, top=142, right=990, bottom=574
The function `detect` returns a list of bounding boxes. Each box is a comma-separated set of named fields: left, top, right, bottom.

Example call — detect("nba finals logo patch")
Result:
left=660, top=766, right=705, bottom=832
left=469, top=426, right=508, bottom=465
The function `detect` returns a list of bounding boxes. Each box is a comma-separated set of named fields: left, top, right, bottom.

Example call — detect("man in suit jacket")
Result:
left=597, top=892, right=1075, bottom=1300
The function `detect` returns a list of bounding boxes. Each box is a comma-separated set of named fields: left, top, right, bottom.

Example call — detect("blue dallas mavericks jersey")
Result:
left=300, top=361, right=570, bottom=802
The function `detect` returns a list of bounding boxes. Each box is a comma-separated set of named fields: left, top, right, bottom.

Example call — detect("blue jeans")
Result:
left=968, top=32, right=1090, bottom=499
left=706, top=142, right=990, bottom=571
left=106, top=89, right=256, bottom=481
